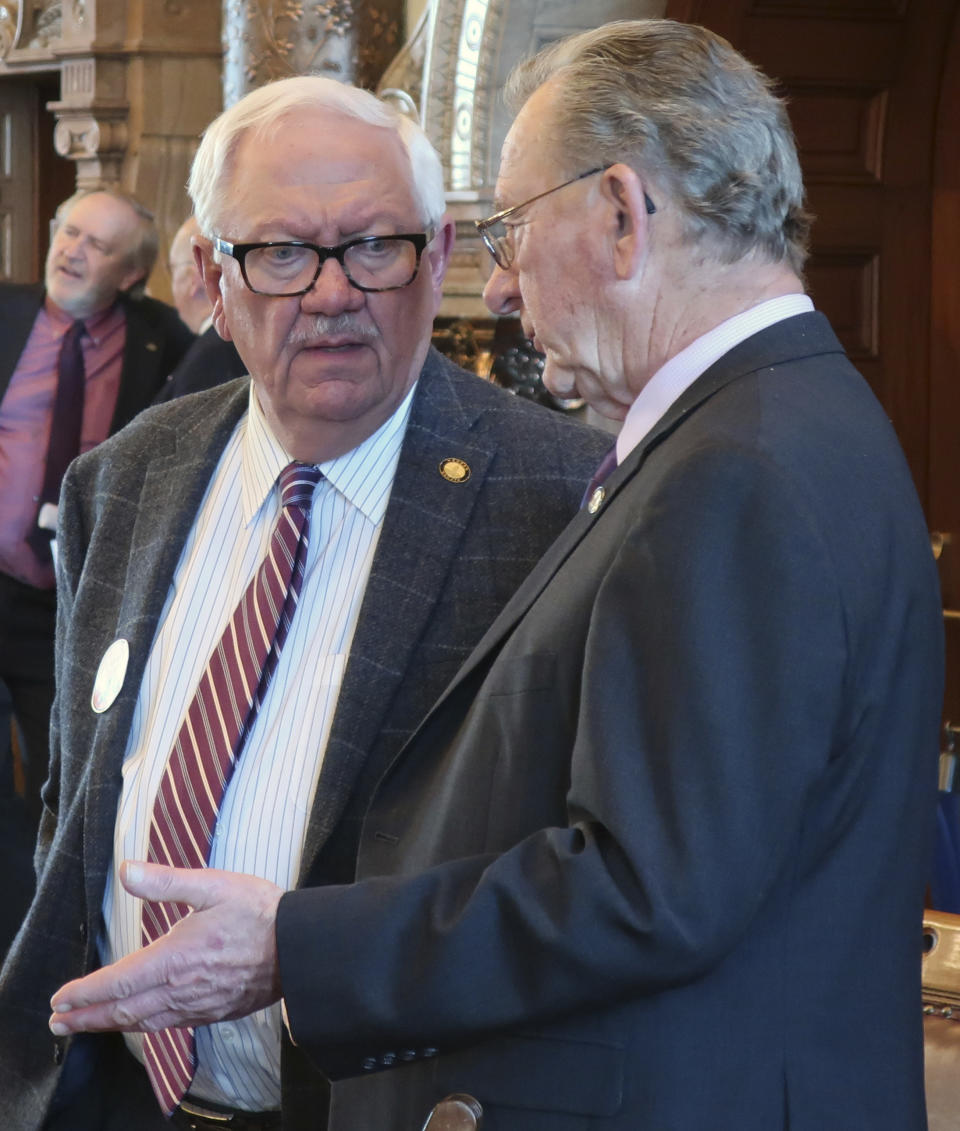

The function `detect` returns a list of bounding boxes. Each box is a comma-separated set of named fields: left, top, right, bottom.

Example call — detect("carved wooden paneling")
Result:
left=804, top=251, right=879, bottom=359
left=751, top=0, right=908, bottom=15
left=670, top=0, right=960, bottom=723
left=786, top=85, right=886, bottom=183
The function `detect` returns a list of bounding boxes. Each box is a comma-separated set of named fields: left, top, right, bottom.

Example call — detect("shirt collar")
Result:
left=44, top=294, right=123, bottom=342
left=240, top=380, right=417, bottom=526
left=617, top=293, right=814, bottom=463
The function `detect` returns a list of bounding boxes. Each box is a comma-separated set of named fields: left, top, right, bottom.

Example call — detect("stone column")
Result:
left=222, top=0, right=404, bottom=108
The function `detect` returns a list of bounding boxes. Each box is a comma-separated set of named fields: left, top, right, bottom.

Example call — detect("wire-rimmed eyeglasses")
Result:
left=475, top=167, right=656, bottom=271
left=212, top=229, right=435, bottom=296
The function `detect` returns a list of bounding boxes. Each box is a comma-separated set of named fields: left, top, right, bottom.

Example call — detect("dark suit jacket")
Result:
left=0, top=282, right=195, bottom=435
left=273, top=314, right=945, bottom=1131
left=152, top=324, right=247, bottom=404
left=0, top=348, right=609, bottom=1130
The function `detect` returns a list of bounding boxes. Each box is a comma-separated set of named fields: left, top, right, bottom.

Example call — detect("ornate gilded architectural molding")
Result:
left=222, top=0, right=403, bottom=108
left=0, top=2, right=22, bottom=57
left=422, top=0, right=502, bottom=195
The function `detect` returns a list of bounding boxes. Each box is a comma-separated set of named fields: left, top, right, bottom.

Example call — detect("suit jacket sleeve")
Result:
left=274, top=438, right=864, bottom=1075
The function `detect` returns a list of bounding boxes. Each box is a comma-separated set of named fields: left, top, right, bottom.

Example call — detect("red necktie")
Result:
left=141, top=461, right=322, bottom=1114
left=27, top=319, right=85, bottom=562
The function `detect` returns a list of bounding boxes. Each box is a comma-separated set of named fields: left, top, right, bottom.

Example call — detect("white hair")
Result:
left=188, top=76, right=446, bottom=236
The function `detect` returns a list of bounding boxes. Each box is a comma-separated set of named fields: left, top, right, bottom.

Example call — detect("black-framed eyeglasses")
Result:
left=212, top=229, right=436, bottom=296
left=475, top=167, right=656, bottom=270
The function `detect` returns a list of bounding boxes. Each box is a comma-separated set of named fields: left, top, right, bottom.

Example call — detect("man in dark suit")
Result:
left=0, top=76, right=607, bottom=1129
left=153, top=215, right=247, bottom=403
left=0, top=188, right=194, bottom=825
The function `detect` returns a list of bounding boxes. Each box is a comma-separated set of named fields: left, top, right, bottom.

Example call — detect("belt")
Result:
left=171, top=1099, right=283, bottom=1131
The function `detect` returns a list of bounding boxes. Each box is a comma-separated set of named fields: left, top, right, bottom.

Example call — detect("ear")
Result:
left=195, top=239, right=232, bottom=342
left=425, top=216, right=456, bottom=298
left=118, top=265, right=147, bottom=293
left=598, top=164, right=654, bottom=280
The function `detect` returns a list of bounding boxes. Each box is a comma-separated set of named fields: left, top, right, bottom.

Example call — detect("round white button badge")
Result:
left=91, top=638, right=130, bottom=714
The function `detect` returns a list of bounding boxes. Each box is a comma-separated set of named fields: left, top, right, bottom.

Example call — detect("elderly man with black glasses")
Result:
left=0, top=75, right=608, bottom=1131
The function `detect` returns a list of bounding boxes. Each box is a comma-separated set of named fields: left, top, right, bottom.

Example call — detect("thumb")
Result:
left=119, top=859, right=219, bottom=910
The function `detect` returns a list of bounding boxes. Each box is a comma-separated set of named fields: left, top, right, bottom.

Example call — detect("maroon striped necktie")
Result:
left=141, top=460, right=322, bottom=1115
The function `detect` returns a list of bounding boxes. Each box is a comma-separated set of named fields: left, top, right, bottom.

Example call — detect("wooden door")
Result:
left=668, top=0, right=960, bottom=722
left=0, top=81, right=38, bottom=282
left=0, top=73, right=76, bottom=283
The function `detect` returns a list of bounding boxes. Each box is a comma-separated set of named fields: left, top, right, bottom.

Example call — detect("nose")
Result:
left=299, top=255, right=365, bottom=315
left=58, top=230, right=83, bottom=258
left=482, top=261, right=522, bottom=318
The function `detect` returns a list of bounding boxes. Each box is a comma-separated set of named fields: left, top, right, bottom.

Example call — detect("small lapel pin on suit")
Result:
left=145, top=341, right=158, bottom=352
left=587, top=486, right=606, bottom=514
left=439, top=457, right=470, bottom=483
left=91, top=638, right=129, bottom=713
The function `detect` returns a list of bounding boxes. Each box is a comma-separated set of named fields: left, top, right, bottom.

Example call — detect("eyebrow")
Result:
left=63, top=224, right=114, bottom=254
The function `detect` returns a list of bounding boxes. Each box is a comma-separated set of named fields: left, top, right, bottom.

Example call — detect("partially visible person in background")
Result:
left=167, top=215, right=211, bottom=335
left=153, top=215, right=246, bottom=403
left=0, top=187, right=193, bottom=830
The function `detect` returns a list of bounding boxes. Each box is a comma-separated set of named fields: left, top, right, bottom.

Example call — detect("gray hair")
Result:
left=56, top=186, right=158, bottom=289
left=506, top=19, right=812, bottom=275
left=188, top=76, right=446, bottom=237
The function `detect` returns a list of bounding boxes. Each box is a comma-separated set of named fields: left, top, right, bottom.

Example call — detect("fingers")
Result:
left=49, top=866, right=285, bottom=1035
left=50, top=940, right=178, bottom=1033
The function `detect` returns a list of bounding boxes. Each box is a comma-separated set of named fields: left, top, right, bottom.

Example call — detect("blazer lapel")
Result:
left=83, top=384, right=250, bottom=898
left=409, top=312, right=846, bottom=719
left=111, top=296, right=165, bottom=433
left=297, top=354, right=499, bottom=875
left=0, top=284, right=44, bottom=406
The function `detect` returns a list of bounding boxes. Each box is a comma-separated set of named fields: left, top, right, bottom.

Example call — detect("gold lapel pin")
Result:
left=439, top=457, right=471, bottom=483
left=587, top=486, right=606, bottom=514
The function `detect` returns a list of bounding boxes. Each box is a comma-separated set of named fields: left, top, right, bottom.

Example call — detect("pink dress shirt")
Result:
left=0, top=297, right=126, bottom=589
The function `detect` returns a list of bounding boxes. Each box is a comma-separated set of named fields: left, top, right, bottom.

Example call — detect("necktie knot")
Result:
left=279, top=461, right=322, bottom=511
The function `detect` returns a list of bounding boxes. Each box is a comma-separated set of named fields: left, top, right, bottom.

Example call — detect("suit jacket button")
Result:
left=423, top=1047, right=439, bottom=1058
left=380, top=1052, right=397, bottom=1066
left=399, top=1049, right=418, bottom=1061
left=79, top=920, right=87, bottom=943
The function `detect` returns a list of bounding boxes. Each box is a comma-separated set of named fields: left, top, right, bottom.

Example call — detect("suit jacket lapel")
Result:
left=0, top=284, right=44, bottom=406
left=298, top=353, right=499, bottom=875
left=83, top=384, right=250, bottom=897
left=411, top=312, right=846, bottom=718
left=111, top=295, right=166, bottom=433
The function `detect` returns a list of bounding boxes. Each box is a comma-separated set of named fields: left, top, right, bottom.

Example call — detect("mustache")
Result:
left=288, top=314, right=378, bottom=347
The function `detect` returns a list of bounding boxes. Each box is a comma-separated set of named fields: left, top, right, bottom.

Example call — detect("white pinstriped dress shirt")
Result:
left=101, top=380, right=416, bottom=1110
